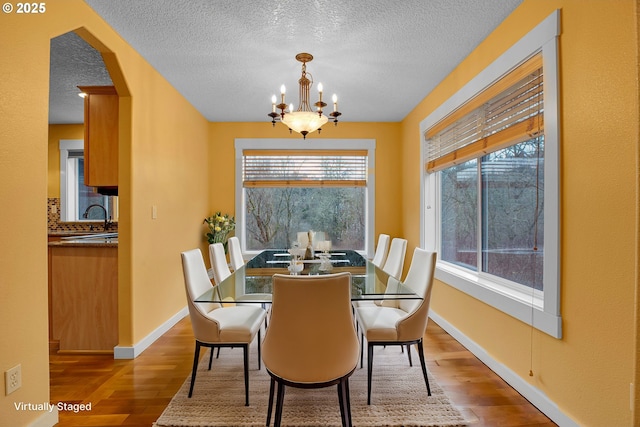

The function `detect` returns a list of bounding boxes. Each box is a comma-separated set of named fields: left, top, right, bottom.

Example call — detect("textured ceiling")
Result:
left=49, top=0, right=523, bottom=124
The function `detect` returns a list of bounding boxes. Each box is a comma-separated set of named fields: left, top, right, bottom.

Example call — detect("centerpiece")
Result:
left=203, top=212, right=235, bottom=253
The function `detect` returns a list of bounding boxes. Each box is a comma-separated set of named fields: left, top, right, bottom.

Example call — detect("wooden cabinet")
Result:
left=78, top=86, right=118, bottom=188
left=49, top=245, right=118, bottom=353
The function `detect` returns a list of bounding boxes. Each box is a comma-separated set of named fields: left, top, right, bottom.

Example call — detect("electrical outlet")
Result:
left=5, top=364, right=21, bottom=395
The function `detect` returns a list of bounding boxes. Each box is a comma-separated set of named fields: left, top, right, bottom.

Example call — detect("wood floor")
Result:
left=49, top=317, right=557, bottom=427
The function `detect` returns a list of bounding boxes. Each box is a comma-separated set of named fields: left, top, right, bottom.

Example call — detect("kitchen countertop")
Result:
left=48, top=233, right=118, bottom=248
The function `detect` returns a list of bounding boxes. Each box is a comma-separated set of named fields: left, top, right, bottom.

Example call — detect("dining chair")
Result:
left=371, top=233, right=390, bottom=268
left=381, top=237, right=407, bottom=280
left=228, top=236, right=244, bottom=272
left=181, top=248, right=266, bottom=405
left=355, top=247, right=437, bottom=405
left=263, top=272, right=359, bottom=427
left=210, top=242, right=271, bottom=330
left=209, top=242, right=232, bottom=285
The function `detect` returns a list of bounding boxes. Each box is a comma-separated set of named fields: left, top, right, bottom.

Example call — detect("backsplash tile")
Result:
left=48, top=198, right=118, bottom=234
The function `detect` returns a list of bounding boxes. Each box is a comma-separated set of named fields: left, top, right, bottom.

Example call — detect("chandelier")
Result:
left=268, top=53, right=341, bottom=139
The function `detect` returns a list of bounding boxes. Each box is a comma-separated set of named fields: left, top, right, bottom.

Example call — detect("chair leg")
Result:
left=360, top=332, right=364, bottom=369
left=274, top=381, right=285, bottom=427
left=367, top=343, right=374, bottom=405
left=417, top=339, right=431, bottom=396
left=216, top=347, right=220, bottom=359
left=339, top=379, right=354, bottom=427
left=266, top=377, right=275, bottom=426
left=337, top=380, right=348, bottom=427
left=188, top=341, right=202, bottom=398
left=257, top=329, right=262, bottom=370
left=243, top=344, right=250, bottom=406
left=406, top=344, right=413, bottom=366
left=345, top=378, right=353, bottom=427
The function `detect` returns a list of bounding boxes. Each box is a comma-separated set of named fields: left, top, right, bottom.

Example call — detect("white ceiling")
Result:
left=49, top=0, right=523, bottom=124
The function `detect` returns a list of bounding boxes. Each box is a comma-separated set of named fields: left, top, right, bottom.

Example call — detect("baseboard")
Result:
left=114, top=307, right=188, bottom=359
left=27, top=408, right=57, bottom=427
left=429, top=311, right=579, bottom=427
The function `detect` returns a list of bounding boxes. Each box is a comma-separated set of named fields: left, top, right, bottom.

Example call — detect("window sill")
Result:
left=435, top=261, right=562, bottom=338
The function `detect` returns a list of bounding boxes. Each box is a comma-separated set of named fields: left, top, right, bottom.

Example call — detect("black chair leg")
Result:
left=337, top=381, right=347, bottom=427
left=188, top=341, right=202, bottom=398
left=360, top=332, right=364, bottom=369
left=257, top=330, right=262, bottom=370
left=417, top=339, right=431, bottom=396
left=243, top=344, right=250, bottom=406
left=367, top=343, right=374, bottom=405
left=266, top=377, right=275, bottom=426
left=274, top=381, right=285, bottom=427
left=345, top=379, right=352, bottom=427
left=407, top=344, right=413, bottom=366
left=216, top=347, right=220, bottom=358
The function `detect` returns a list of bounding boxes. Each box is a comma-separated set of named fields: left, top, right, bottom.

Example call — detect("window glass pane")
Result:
left=77, top=158, right=111, bottom=220
left=440, top=159, right=478, bottom=269
left=481, top=137, right=544, bottom=290
left=245, top=187, right=365, bottom=251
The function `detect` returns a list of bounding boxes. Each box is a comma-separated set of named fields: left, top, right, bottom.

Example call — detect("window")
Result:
left=421, top=10, right=561, bottom=338
left=59, top=139, right=117, bottom=223
left=235, top=139, right=375, bottom=256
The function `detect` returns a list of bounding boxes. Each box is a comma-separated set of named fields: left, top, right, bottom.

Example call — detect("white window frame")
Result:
left=59, top=139, right=84, bottom=222
left=420, top=10, right=561, bottom=338
left=235, top=138, right=376, bottom=259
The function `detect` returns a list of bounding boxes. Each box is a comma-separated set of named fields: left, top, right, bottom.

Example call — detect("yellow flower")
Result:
left=215, top=226, right=222, bottom=232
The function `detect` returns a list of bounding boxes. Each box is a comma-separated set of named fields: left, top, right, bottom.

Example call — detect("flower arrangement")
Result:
left=203, top=212, right=236, bottom=251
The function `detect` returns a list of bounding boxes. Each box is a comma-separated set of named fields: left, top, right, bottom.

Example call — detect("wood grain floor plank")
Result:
left=50, top=316, right=556, bottom=426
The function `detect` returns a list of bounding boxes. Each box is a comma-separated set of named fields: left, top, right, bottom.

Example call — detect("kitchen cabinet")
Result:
left=49, top=244, right=118, bottom=353
left=78, top=85, right=118, bottom=189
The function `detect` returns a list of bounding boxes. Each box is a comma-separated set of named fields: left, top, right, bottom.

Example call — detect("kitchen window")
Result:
left=420, top=10, right=561, bottom=338
left=235, top=139, right=375, bottom=257
left=59, top=139, right=116, bottom=222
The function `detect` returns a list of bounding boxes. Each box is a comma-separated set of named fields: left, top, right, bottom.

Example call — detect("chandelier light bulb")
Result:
left=332, top=94, right=338, bottom=112
left=271, top=95, right=277, bottom=112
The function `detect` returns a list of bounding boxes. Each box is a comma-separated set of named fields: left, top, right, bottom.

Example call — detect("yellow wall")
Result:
left=208, top=122, right=404, bottom=245
left=401, top=1, right=638, bottom=425
left=4, top=0, right=638, bottom=425
left=47, top=124, right=84, bottom=198
left=1, top=2, right=209, bottom=425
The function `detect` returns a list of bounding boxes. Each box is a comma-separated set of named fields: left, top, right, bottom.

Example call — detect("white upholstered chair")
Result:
left=355, top=247, right=437, bottom=405
left=228, top=236, right=244, bottom=272
left=371, top=233, right=390, bottom=268
left=381, top=237, right=407, bottom=280
left=263, top=272, right=359, bottom=427
left=209, top=242, right=232, bottom=285
left=181, top=248, right=266, bottom=405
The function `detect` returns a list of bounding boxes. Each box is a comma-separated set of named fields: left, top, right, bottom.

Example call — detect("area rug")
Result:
left=154, top=345, right=468, bottom=427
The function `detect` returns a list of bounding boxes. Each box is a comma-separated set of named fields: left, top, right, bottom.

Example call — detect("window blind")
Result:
left=425, top=54, right=543, bottom=172
left=242, top=149, right=367, bottom=187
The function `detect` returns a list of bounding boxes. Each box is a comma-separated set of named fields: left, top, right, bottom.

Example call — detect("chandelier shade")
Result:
left=268, top=53, right=341, bottom=139
left=281, top=111, right=328, bottom=135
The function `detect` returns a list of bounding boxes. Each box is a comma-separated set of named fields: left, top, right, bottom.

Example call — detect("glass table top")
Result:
left=194, top=249, right=420, bottom=304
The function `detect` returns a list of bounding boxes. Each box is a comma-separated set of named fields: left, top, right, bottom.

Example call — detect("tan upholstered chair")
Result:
left=371, top=233, right=390, bottom=268
left=181, top=248, right=266, bottom=405
left=263, top=272, right=359, bottom=427
left=381, top=237, right=407, bottom=280
left=228, top=236, right=244, bottom=272
left=355, top=248, right=437, bottom=405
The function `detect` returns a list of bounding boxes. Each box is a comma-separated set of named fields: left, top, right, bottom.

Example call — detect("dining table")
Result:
left=194, top=249, right=422, bottom=304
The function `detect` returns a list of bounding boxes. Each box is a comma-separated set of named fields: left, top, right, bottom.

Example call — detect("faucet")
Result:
left=83, top=204, right=112, bottom=231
